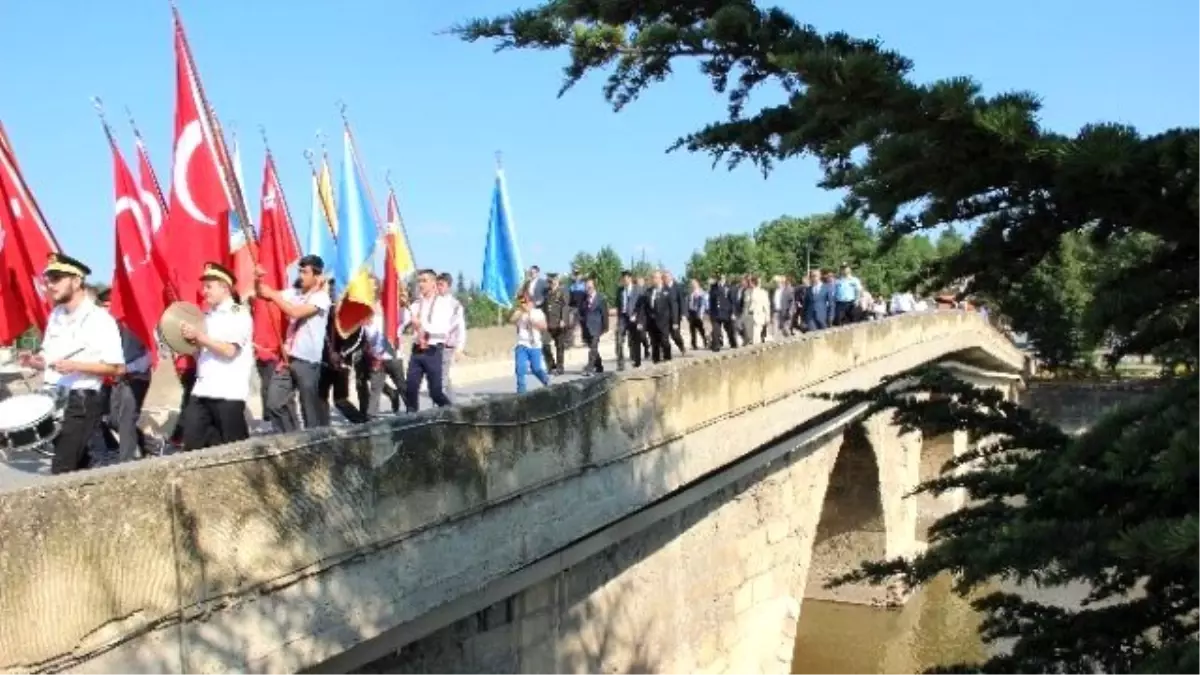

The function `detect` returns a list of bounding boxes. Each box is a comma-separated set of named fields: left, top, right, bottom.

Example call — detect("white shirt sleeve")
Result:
left=310, top=290, right=332, bottom=315
left=452, top=300, right=468, bottom=351
left=210, top=310, right=253, bottom=359
left=94, top=312, right=125, bottom=366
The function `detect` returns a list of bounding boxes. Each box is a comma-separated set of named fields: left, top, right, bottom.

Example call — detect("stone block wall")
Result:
left=1022, top=379, right=1166, bottom=435
left=363, top=434, right=845, bottom=675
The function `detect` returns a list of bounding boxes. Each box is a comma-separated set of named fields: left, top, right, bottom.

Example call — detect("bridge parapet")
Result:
left=0, top=311, right=1025, bottom=673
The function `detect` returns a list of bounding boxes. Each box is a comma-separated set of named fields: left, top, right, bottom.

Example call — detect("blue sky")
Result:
left=2, top=0, right=1196, bottom=282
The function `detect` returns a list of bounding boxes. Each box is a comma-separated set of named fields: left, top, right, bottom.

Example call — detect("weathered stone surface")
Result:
left=1022, top=379, right=1166, bottom=435
left=0, top=311, right=1024, bottom=673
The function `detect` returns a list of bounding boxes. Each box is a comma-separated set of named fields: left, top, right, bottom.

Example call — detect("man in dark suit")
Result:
left=709, top=274, right=737, bottom=351
left=664, top=270, right=688, bottom=356
left=637, top=271, right=676, bottom=363
left=803, top=269, right=832, bottom=331
left=578, top=277, right=609, bottom=374
left=614, top=270, right=642, bottom=370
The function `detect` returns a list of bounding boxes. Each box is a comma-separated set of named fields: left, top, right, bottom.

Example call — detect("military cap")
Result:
left=44, top=252, right=90, bottom=277
left=200, top=261, right=236, bottom=288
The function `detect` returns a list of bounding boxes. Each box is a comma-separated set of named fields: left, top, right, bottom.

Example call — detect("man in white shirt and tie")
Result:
left=18, top=253, right=125, bottom=474
left=436, top=272, right=467, bottom=404
left=177, top=262, right=254, bottom=451
left=404, top=269, right=455, bottom=412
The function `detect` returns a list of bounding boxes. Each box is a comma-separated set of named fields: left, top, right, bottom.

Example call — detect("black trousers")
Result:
left=834, top=301, right=856, bottom=326
left=542, top=327, right=567, bottom=372
left=258, top=359, right=301, bottom=433
left=320, top=361, right=369, bottom=424
left=669, top=322, right=686, bottom=354
left=356, top=356, right=405, bottom=416
left=405, top=345, right=451, bottom=412
left=582, top=330, right=603, bottom=372
left=51, top=389, right=105, bottom=475
left=648, top=326, right=672, bottom=363
left=180, top=396, right=249, bottom=452
left=711, top=318, right=738, bottom=350
left=104, top=377, right=150, bottom=461
left=687, top=314, right=707, bottom=349
left=168, top=368, right=197, bottom=444
left=625, top=324, right=644, bottom=368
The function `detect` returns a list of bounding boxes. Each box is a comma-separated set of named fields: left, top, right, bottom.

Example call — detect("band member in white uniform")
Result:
left=17, top=253, right=124, bottom=474
left=177, top=262, right=254, bottom=451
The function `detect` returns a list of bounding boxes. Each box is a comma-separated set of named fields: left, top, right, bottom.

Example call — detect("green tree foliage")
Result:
left=982, top=232, right=1098, bottom=369
left=685, top=213, right=951, bottom=296
left=455, top=2, right=1198, bottom=670
left=571, top=245, right=624, bottom=302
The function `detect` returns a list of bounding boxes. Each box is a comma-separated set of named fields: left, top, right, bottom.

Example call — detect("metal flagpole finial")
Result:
left=90, top=96, right=105, bottom=117
left=258, top=125, right=271, bottom=153
left=384, top=168, right=394, bottom=190
left=337, top=99, right=349, bottom=123
left=495, top=150, right=503, bottom=169
left=316, top=129, right=328, bottom=157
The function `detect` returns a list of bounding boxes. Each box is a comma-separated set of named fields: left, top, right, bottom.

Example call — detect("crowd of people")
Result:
left=12, top=252, right=474, bottom=474
left=510, top=262, right=962, bottom=377
left=8, top=250, right=971, bottom=477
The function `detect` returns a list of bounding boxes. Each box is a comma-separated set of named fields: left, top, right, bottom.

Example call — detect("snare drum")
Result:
left=0, top=393, right=61, bottom=455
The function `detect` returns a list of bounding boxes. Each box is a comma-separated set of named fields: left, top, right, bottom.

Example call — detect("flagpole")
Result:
left=93, top=97, right=183, bottom=306
left=123, top=106, right=168, bottom=212
left=304, top=147, right=340, bottom=243
left=170, top=3, right=256, bottom=264
left=384, top=169, right=419, bottom=271
left=259, top=125, right=302, bottom=254
left=338, top=102, right=391, bottom=258
left=0, top=123, right=61, bottom=252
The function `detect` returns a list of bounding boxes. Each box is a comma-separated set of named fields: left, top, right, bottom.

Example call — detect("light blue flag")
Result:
left=331, top=129, right=378, bottom=335
left=481, top=166, right=523, bottom=307
left=305, top=172, right=337, bottom=270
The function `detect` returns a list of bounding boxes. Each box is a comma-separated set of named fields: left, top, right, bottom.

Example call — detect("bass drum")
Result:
left=0, top=392, right=61, bottom=456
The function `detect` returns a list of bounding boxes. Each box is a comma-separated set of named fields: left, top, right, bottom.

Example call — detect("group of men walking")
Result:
left=15, top=251, right=468, bottom=475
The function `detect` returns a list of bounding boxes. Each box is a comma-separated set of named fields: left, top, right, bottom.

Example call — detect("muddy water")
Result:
left=791, top=575, right=989, bottom=674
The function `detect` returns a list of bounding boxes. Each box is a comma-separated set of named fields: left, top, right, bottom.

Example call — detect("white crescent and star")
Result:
left=140, top=188, right=163, bottom=235
left=172, top=119, right=216, bottom=226
left=115, top=195, right=151, bottom=271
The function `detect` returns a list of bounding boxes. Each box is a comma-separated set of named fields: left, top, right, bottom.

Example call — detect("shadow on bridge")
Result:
left=143, top=366, right=684, bottom=674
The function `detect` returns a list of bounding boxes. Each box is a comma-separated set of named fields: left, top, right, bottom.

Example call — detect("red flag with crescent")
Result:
left=107, top=138, right=164, bottom=365
left=0, top=123, right=57, bottom=333
left=162, top=16, right=231, bottom=305
left=132, top=136, right=173, bottom=301
left=251, top=153, right=292, bottom=361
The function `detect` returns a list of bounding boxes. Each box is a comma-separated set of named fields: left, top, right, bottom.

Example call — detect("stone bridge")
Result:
left=0, top=312, right=1028, bottom=674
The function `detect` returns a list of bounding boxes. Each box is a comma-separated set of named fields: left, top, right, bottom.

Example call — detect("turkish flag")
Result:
left=162, top=17, right=231, bottom=305
left=0, top=210, right=32, bottom=344
left=133, top=137, right=174, bottom=302
left=107, top=138, right=165, bottom=365
left=0, top=124, right=57, bottom=333
left=251, top=153, right=296, bottom=362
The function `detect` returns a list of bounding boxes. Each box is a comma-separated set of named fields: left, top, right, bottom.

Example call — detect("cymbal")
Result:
left=158, top=301, right=206, bottom=356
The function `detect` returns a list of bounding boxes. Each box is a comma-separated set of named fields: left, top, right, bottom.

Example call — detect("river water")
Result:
left=791, top=575, right=989, bottom=673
